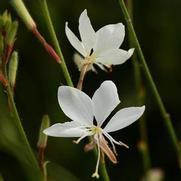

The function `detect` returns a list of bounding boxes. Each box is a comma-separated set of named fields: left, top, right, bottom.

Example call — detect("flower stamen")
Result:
left=103, top=131, right=129, bottom=149
left=92, top=134, right=101, bottom=179
left=73, top=132, right=91, bottom=144
left=103, top=131, right=118, bottom=155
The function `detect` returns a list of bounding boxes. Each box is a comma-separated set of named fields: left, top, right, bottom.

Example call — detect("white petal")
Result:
left=96, top=48, right=134, bottom=66
left=94, top=23, right=125, bottom=55
left=104, top=106, right=145, bottom=133
left=65, top=22, right=86, bottom=56
left=43, top=121, right=88, bottom=137
left=79, top=9, right=96, bottom=54
left=92, top=81, right=120, bottom=126
left=58, top=86, right=94, bottom=126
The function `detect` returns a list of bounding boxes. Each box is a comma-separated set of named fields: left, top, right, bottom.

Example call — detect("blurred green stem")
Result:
left=39, top=0, right=73, bottom=87
left=4, top=68, right=42, bottom=180
left=100, top=160, right=110, bottom=181
left=126, top=0, right=151, bottom=172
left=0, top=174, right=4, bottom=181
left=39, top=1, right=110, bottom=180
left=118, top=0, right=181, bottom=168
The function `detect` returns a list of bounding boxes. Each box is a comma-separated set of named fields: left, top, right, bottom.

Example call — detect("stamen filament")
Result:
left=103, top=131, right=118, bottom=155
left=73, top=133, right=90, bottom=144
left=92, top=134, right=100, bottom=179
left=103, top=131, right=129, bottom=149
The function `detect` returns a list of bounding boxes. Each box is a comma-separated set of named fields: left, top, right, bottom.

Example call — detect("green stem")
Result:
left=126, top=0, right=151, bottom=172
left=138, top=117, right=151, bottom=172
left=118, top=0, right=181, bottom=167
left=100, top=161, right=110, bottom=181
left=39, top=1, right=110, bottom=180
left=0, top=174, right=4, bottom=181
left=4, top=69, right=42, bottom=180
left=39, top=0, right=73, bottom=87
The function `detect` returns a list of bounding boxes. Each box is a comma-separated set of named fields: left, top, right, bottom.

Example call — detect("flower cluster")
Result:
left=44, top=9, right=145, bottom=179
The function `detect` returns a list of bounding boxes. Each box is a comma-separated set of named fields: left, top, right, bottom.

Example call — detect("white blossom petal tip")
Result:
left=128, top=48, right=135, bottom=57
left=79, top=9, right=96, bottom=54
left=80, top=9, right=88, bottom=16
left=104, top=105, right=145, bottom=133
left=65, top=21, right=86, bottom=56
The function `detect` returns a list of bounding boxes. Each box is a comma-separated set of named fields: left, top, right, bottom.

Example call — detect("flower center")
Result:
left=90, top=126, right=102, bottom=135
left=84, top=54, right=96, bottom=65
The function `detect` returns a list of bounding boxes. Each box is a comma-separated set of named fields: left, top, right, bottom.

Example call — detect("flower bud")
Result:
left=10, top=0, right=36, bottom=30
left=6, top=21, right=18, bottom=46
left=37, top=115, right=50, bottom=149
left=8, top=51, right=18, bottom=88
left=0, top=11, right=8, bottom=27
left=4, top=14, right=12, bottom=35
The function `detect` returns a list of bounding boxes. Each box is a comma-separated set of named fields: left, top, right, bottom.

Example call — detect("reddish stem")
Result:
left=32, top=27, right=61, bottom=63
left=38, top=146, right=45, bottom=171
left=4, top=44, right=13, bottom=65
left=0, top=73, right=8, bottom=87
left=77, top=63, right=90, bottom=90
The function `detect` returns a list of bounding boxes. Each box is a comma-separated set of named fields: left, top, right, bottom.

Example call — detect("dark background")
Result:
left=0, top=0, right=181, bottom=180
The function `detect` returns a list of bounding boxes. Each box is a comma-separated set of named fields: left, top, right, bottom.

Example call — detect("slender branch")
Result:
left=38, top=146, right=45, bottom=171
left=118, top=0, right=181, bottom=167
left=126, top=0, right=151, bottom=172
left=37, top=115, right=49, bottom=181
left=39, top=0, right=73, bottom=87
left=138, top=117, right=151, bottom=172
left=38, top=147, right=47, bottom=181
left=32, top=27, right=61, bottom=63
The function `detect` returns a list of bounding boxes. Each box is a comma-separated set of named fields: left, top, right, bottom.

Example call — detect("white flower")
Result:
left=65, top=9, right=134, bottom=72
left=44, top=81, right=145, bottom=178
